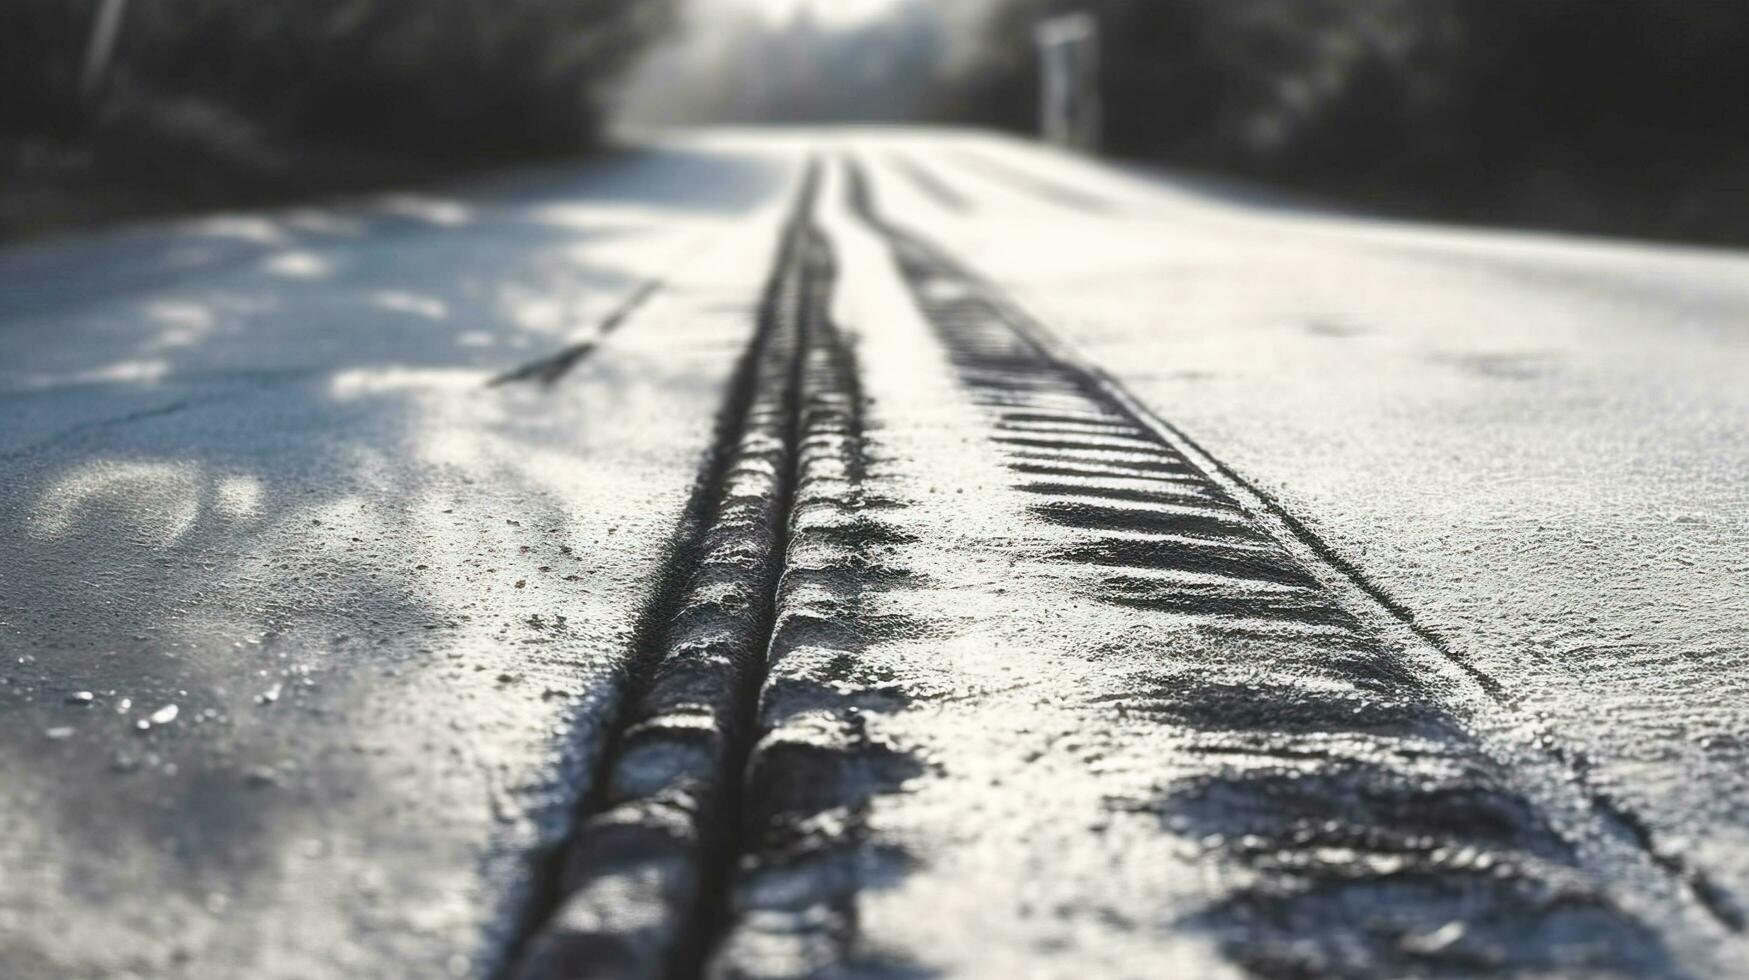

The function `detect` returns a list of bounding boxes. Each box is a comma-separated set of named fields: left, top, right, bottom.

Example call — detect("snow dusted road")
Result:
left=2, top=130, right=1747, bottom=978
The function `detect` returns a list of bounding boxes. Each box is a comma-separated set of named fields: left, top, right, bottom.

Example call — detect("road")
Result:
left=2, top=129, right=1745, bottom=979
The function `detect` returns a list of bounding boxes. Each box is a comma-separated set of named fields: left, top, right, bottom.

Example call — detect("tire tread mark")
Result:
left=842, top=153, right=1722, bottom=972
left=503, top=161, right=820, bottom=980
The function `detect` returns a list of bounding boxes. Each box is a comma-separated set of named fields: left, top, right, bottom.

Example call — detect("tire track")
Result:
left=504, top=156, right=929, bottom=980
left=886, top=152, right=970, bottom=213
left=842, top=157, right=1707, bottom=975
left=502, top=151, right=1729, bottom=978
left=709, top=218, right=931, bottom=980
left=948, top=149, right=1114, bottom=215
left=504, top=163, right=821, bottom=980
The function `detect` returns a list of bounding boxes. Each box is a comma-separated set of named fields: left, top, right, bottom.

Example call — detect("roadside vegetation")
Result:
left=1, top=0, right=673, bottom=238
left=938, top=0, right=1749, bottom=245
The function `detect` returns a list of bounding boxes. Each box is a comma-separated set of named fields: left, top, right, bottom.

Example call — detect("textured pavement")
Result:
left=2, top=129, right=1746, bottom=978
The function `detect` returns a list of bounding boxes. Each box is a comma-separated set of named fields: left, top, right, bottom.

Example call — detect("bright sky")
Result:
left=726, top=0, right=905, bottom=26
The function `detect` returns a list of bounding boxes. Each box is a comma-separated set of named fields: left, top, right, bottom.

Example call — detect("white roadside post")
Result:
left=81, top=0, right=131, bottom=101
left=1034, top=12, right=1101, bottom=153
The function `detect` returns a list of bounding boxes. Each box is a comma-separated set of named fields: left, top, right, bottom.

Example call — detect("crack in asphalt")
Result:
left=0, top=398, right=199, bottom=463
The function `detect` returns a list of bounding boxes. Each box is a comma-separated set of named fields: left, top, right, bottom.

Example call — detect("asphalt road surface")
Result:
left=2, top=129, right=1746, bottom=979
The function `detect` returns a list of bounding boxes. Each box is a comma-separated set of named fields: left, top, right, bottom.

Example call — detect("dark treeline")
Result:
left=3, top=0, right=672, bottom=151
left=9, top=0, right=1748, bottom=244
left=940, top=0, right=1749, bottom=243
left=2, top=0, right=673, bottom=236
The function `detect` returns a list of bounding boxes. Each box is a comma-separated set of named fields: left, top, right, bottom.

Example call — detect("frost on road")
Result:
left=2, top=132, right=1747, bottom=979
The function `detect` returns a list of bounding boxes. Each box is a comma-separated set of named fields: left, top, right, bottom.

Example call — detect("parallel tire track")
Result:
left=506, top=164, right=822, bottom=980
left=842, top=158, right=1706, bottom=975
left=709, top=205, right=929, bottom=979
left=504, top=151, right=1730, bottom=979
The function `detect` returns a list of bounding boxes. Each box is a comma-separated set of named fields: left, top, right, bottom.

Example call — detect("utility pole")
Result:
left=81, top=0, right=130, bottom=101
left=1034, top=12, right=1100, bottom=153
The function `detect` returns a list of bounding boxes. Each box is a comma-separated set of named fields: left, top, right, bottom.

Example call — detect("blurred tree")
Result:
left=0, top=0, right=100, bottom=136
left=937, top=0, right=1749, bottom=240
left=5, top=0, right=677, bottom=155
left=938, top=0, right=1468, bottom=174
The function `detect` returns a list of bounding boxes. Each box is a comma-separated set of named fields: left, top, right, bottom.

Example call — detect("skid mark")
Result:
left=886, top=152, right=970, bottom=213
left=948, top=150, right=1114, bottom=214
left=710, top=222, right=933, bottom=980
left=506, top=160, right=932, bottom=980
left=504, top=166, right=818, bottom=979
left=490, top=278, right=664, bottom=387
left=845, top=157, right=1692, bottom=975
